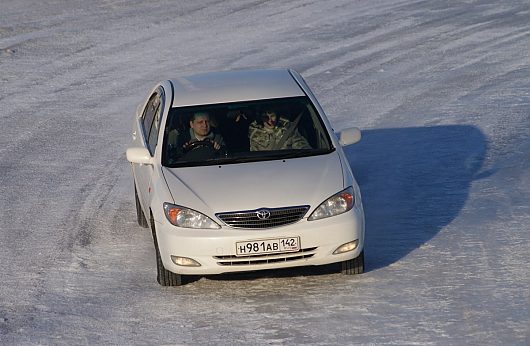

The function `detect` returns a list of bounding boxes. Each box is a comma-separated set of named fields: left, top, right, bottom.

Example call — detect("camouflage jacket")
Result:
left=248, top=117, right=311, bottom=151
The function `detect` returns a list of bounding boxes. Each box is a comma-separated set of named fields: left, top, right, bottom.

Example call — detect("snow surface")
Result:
left=1, top=0, right=529, bottom=344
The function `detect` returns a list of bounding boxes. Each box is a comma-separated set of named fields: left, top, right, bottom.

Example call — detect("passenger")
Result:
left=178, top=111, right=226, bottom=157
left=248, top=110, right=311, bottom=151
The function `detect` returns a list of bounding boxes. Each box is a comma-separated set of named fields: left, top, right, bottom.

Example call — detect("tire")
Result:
left=150, top=216, right=184, bottom=286
left=341, top=250, right=364, bottom=275
left=135, top=185, right=149, bottom=228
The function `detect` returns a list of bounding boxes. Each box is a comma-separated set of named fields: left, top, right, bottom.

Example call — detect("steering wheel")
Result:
left=183, top=139, right=215, bottom=153
left=181, top=139, right=220, bottom=161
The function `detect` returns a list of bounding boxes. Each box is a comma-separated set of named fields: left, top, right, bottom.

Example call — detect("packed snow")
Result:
left=1, top=0, right=529, bottom=344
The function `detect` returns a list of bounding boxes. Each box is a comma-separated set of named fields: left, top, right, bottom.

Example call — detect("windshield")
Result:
left=162, top=96, right=334, bottom=167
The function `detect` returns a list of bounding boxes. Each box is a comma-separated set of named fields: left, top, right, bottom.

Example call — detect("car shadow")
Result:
left=344, top=124, right=491, bottom=271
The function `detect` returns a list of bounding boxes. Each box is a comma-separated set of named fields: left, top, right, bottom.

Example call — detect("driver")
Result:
left=178, top=111, right=226, bottom=156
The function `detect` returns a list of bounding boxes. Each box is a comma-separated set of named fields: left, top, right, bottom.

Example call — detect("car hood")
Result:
left=162, top=152, right=345, bottom=216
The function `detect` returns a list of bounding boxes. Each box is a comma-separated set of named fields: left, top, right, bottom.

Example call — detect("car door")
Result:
left=133, top=87, right=165, bottom=213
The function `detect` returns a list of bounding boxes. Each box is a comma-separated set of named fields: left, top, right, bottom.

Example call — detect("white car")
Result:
left=126, top=69, right=365, bottom=286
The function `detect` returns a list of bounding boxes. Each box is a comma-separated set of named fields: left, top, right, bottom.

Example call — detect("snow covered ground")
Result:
left=1, top=0, right=529, bottom=344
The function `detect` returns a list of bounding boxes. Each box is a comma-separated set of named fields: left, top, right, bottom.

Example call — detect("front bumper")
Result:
left=155, top=206, right=364, bottom=275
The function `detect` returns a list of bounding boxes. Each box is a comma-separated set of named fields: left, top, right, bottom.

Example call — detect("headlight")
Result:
left=308, top=187, right=355, bottom=221
left=163, top=203, right=220, bottom=229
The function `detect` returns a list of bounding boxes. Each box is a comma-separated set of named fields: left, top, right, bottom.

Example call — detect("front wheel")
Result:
left=341, top=250, right=364, bottom=275
left=150, top=216, right=184, bottom=286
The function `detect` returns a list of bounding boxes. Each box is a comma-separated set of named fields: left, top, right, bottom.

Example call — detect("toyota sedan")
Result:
left=126, top=69, right=365, bottom=286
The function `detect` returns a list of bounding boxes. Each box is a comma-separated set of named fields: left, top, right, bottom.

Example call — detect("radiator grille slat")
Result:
left=216, top=205, right=309, bottom=229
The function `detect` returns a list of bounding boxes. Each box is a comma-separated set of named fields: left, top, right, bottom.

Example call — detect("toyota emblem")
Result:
left=256, top=209, right=271, bottom=220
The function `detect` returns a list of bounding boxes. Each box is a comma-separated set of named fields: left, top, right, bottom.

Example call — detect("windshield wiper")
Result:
left=164, top=149, right=334, bottom=168
left=223, top=148, right=334, bottom=163
left=276, top=148, right=333, bottom=159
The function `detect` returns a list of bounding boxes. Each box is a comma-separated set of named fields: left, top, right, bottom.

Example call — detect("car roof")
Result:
left=169, top=69, right=305, bottom=108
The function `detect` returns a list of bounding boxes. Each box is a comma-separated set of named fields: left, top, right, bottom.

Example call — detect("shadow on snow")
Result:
left=345, top=124, right=489, bottom=271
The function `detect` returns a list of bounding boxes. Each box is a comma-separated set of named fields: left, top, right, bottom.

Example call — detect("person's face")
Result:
left=263, top=112, right=277, bottom=129
left=190, top=115, right=211, bottom=137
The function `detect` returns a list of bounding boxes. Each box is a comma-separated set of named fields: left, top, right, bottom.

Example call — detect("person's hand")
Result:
left=236, top=112, right=247, bottom=122
left=229, top=110, right=247, bottom=123
left=184, top=139, right=219, bottom=150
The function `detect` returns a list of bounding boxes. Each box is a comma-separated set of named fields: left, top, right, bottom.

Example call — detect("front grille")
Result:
left=216, top=205, right=310, bottom=229
left=214, top=247, right=317, bottom=266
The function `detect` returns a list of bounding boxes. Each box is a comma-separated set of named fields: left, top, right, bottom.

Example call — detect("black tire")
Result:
left=135, top=185, right=149, bottom=228
left=341, top=250, right=364, bottom=275
left=150, top=216, right=184, bottom=286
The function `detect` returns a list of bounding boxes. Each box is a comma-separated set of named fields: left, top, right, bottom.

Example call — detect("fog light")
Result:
left=333, top=240, right=359, bottom=255
left=171, top=256, right=201, bottom=267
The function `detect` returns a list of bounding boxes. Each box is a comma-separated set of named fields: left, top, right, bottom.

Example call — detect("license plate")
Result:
left=236, top=237, right=300, bottom=256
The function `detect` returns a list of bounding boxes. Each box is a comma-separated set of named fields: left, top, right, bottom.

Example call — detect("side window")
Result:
left=148, top=99, right=162, bottom=153
left=142, top=94, right=158, bottom=140
left=142, top=88, right=165, bottom=155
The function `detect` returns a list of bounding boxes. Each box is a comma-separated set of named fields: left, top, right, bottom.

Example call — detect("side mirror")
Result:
left=126, top=147, right=153, bottom=165
left=339, top=127, right=362, bottom=146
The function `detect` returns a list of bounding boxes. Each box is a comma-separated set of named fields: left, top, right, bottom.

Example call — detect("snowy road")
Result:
left=1, top=0, right=529, bottom=344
